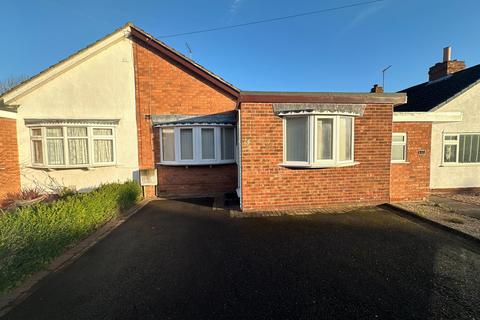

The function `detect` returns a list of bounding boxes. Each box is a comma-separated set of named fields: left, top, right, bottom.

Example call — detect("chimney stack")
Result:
left=428, top=47, right=465, bottom=81
left=370, top=84, right=384, bottom=93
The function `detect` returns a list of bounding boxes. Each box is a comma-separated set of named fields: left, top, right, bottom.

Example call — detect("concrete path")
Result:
left=3, top=200, right=480, bottom=320
left=430, top=195, right=480, bottom=220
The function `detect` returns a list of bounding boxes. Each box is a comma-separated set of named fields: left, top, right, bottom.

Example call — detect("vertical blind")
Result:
left=201, top=128, right=215, bottom=159
left=286, top=117, right=308, bottom=162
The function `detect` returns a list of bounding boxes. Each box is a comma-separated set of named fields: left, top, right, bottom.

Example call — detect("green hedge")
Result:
left=0, top=181, right=141, bottom=294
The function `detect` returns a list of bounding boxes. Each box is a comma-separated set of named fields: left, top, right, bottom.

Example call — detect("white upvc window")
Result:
left=443, top=133, right=480, bottom=165
left=159, top=125, right=236, bottom=165
left=391, top=133, right=407, bottom=163
left=283, top=115, right=355, bottom=167
left=29, top=126, right=116, bottom=168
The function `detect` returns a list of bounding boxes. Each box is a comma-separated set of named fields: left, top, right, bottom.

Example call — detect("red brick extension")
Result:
left=390, top=122, right=432, bottom=202
left=132, top=41, right=238, bottom=197
left=0, top=118, right=20, bottom=204
left=240, top=103, right=394, bottom=212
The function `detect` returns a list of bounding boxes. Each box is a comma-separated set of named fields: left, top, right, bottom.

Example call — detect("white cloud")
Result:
left=230, top=0, right=244, bottom=14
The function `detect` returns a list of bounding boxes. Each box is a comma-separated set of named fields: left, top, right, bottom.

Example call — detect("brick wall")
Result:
left=132, top=41, right=238, bottom=196
left=390, top=122, right=432, bottom=201
left=240, top=103, right=393, bottom=212
left=0, top=118, right=20, bottom=204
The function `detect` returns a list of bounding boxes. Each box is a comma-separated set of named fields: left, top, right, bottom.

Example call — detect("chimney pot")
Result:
left=443, top=46, right=451, bottom=62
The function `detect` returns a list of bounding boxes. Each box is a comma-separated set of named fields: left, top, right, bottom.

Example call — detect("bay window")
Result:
left=159, top=125, right=236, bottom=165
left=443, top=133, right=480, bottom=164
left=29, top=126, right=116, bottom=168
left=283, top=115, right=354, bottom=167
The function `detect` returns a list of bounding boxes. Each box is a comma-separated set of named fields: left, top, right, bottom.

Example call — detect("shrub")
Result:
left=0, top=181, right=141, bottom=294
left=1, top=187, right=45, bottom=209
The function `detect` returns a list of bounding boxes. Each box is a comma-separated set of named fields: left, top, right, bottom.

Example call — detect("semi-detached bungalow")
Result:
left=1, top=24, right=475, bottom=212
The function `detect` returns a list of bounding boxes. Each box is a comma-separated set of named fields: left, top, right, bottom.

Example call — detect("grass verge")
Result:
left=0, top=181, right=141, bottom=294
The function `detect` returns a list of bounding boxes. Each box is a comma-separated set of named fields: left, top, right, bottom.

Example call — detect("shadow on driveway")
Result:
left=4, top=200, right=480, bottom=319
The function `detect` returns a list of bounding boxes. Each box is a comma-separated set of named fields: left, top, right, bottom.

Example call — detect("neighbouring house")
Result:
left=0, top=108, right=20, bottom=200
left=6, top=22, right=463, bottom=212
left=395, top=47, right=480, bottom=193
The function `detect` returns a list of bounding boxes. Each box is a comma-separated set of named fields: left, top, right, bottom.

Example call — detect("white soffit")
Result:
left=393, top=112, right=463, bottom=122
left=0, top=109, right=17, bottom=119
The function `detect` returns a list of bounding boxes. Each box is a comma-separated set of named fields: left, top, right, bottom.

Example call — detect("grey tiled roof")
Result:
left=396, top=64, right=480, bottom=112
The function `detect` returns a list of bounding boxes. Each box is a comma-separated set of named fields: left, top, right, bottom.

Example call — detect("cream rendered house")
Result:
left=0, top=25, right=139, bottom=192
left=396, top=47, right=480, bottom=191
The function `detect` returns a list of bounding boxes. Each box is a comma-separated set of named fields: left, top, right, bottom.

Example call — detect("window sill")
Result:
left=156, top=161, right=236, bottom=167
left=440, top=163, right=480, bottom=167
left=27, top=164, right=116, bottom=170
left=279, top=161, right=360, bottom=169
left=391, top=161, right=410, bottom=164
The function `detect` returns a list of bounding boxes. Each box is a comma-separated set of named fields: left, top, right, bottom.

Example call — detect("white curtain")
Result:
left=201, top=128, right=215, bottom=159
left=221, top=127, right=235, bottom=160
left=94, top=140, right=113, bottom=163
left=338, top=117, right=352, bottom=161
left=162, top=128, right=175, bottom=161
left=67, top=127, right=87, bottom=137
left=180, top=129, right=193, bottom=160
left=286, top=117, right=308, bottom=162
left=46, top=127, right=63, bottom=137
left=68, top=139, right=89, bottom=164
left=316, top=118, right=333, bottom=160
left=32, top=140, right=43, bottom=164
left=93, top=128, right=112, bottom=136
left=47, top=139, right=65, bottom=165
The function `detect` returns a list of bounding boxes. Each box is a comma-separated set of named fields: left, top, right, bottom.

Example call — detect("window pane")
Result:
left=93, top=128, right=113, bottom=136
left=67, top=127, right=87, bottom=137
left=444, top=144, right=457, bottom=163
left=46, top=127, right=63, bottom=137
left=162, top=128, right=175, bottom=161
left=445, top=135, right=458, bottom=141
left=286, top=117, right=308, bottom=162
left=392, top=134, right=405, bottom=142
left=315, top=118, right=333, bottom=160
left=221, top=127, right=235, bottom=160
left=459, top=134, right=480, bottom=163
left=31, top=128, right=42, bottom=137
left=47, top=139, right=65, bottom=165
left=392, top=145, right=405, bottom=161
left=201, top=128, right=215, bottom=159
left=68, top=139, right=89, bottom=165
left=180, top=128, right=193, bottom=160
left=32, top=140, right=43, bottom=164
left=94, top=140, right=114, bottom=163
left=339, top=117, right=353, bottom=161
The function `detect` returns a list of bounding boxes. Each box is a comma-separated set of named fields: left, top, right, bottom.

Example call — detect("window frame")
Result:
left=391, top=132, right=407, bottom=163
left=282, top=114, right=355, bottom=168
left=29, top=125, right=116, bottom=169
left=442, top=132, right=480, bottom=166
left=159, top=125, right=236, bottom=166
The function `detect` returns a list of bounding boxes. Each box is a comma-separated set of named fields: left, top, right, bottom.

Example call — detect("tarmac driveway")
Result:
left=4, top=200, right=480, bottom=319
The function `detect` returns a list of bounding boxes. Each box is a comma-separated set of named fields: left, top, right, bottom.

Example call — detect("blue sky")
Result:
left=2, top=0, right=479, bottom=92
